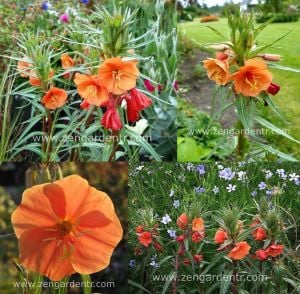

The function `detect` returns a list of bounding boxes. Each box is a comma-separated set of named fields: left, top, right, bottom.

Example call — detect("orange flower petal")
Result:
left=43, top=184, right=66, bottom=219
left=71, top=215, right=123, bottom=274
left=11, top=184, right=58, bottom=238
left=76, top=211, right=111, bottom=228
left=19, top=227, right=75, bottom=281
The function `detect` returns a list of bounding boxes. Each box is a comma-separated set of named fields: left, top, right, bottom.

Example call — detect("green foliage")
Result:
left=129, top=162, right=300, bottom=293
left=177, top=98, right=234, bottom=161
left=256, top=13, right=299, bottom=23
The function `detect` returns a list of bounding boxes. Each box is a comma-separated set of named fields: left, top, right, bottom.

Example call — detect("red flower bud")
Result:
left=193, top=254, right=203, bottom=263
left=255, top=249, right=268, bottom=261
left=80, top=100, right=91, bottom=110
left=135, top=225, right=144, bottom=234
left=182, top=258, right=191, bottom=265
left=153, top=242, right=163, bottom=252
left=176, top=234, right=185, bottom=242
left=101, top=107, right=123, bottom=131
left=267, top=82, right=280, bottom=96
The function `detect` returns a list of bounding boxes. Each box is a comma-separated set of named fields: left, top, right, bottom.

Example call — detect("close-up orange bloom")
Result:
left=265, top=244, right=284, bottom=257
left=252, top=227, right=267, bottom=241
left=203, top=58, right=229, bottom=85
left=228, top=241, right=251, bottom=260
left=98, top=57, right=139, bottom=95
left=17, top=59, right=32, bottom=77
left=177, top=213, right=188, bottom=230
left=231, top=58, right=273, bottom=97
left=41, top=87, right=68, bottom=110
left=191, top=231, right=205, bottom=243
left=192, top=217, right=204, bottom=232
left=214, top=229, right=228, bottom=244
left=61, top=53, right=75, bottom=69
left=29, top=69, right=54, bottom=87
left=138, top=231, right=152, bottom=247
left=255, top=249, right=268, bottom=261
left=11, top=175, right=123, bottom=281
left=74, top=73, right=109, bottom=106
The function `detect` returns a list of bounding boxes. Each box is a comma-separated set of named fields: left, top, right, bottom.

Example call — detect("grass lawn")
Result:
left=179, top=18, right=300, bottom=158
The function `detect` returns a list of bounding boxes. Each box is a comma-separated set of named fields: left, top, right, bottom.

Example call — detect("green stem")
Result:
left=81, top=274, right=92, bottom=294
left=231, top=260, right=238, bottom=294
left=236, top=120, right=246, bottom=160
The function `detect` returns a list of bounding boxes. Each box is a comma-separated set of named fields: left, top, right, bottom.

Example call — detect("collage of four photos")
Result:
left=0, top=0, right=299, bottom=293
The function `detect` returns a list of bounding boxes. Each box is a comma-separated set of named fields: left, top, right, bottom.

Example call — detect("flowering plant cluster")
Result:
left=1, top=3, right=177, bottom=162
left=129, top=162, right=299, bottom=293
left=195, top=12, right=300, bottom=161
left=17, top=54, right=152, bottom=131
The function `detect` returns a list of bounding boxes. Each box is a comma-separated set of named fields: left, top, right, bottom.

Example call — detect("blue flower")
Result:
left=161, top=214, right=172, bottom=224
left=194, top=186, right=205, bottom=193
left=81, top=0, right=90, bottom=4
left=258, top=182, right=267, bottom=190
left=173, top=200, right=180, bottom=208
left=251, top=191, right=257, bottom=197
left=129, top=259, right=135, bottom=268
left=219, top=168, right=235, bottom=180
left=41, top=1, right=50, bottom=11
left=167, top=229, right=176, bottom=238
left=212, top=186, right=219, bottom=194
left=196, top=164, right=206, bottom=175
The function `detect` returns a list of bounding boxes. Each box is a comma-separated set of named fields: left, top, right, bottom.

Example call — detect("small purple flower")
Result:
left=129, top=259, right=135, bottom=268
left=219, top=168, right=235, bottom=180
left=167, top=229, right=176, bottom=238
left=265, top=170, right=273, bottom=179
left=195, top=186, right=205, bottom=194
left=169, top=189, right=175, bottom=197
left=289, top=173, right=299, bottom=183
left=226, top=184, right=236, bottom=193
left=81, top=0, right=90, bottom=3
left=266, top=190, right=273, bottom=196
left=187, top=163, right=194, bottom=171
left=173, top=200, right=180, bottom=208
left=258, top=182, right=267, bottom=190
left=59, top=13, right=69, bottom=23
left=41, top=1, right=50, bottom=11
left=196, top=164, right=206, bottom=175
left=251, top=191, right=257, bottom=197
left=150, top=260, right=159, bottom=268
left=212, top=186, right=219, bottom=194
left=161, top=214, right=171, bottom=225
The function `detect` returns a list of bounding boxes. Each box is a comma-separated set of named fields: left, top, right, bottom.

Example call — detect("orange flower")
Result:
left=41, top=87, right=68, bottom=110
left=203, top=58, right=229, bottom=85
left=214, top=229, right=228, bottom=244
left=231, top=58, right=272, bottom=97
left=11, top=175, right=123, bottom=281
left=135, top=225, right=144, bottom=234
left=252, top=227, right=267, bottom=241
left=17, top=59, right=32, bottom=77
left=265, top=244, right=284, bottom=257
left=74, top=73, right=109, bottom=106
left=255, top=249, right=268, bottom=261
left=61, top=53, right=75, bottom=78
left=98, top=57, right=139, bottom=95
left=192, top=231, right=205, bottom=243
left=138, top=231, right=152, bottom=247
left=177, top=213, right=188, bottom=230
left=228, top=241, right=251, bottom=260
left=61, top=53, right=75, bottom=69
left=192, top=217, right=204, bottom=232
left=29, top=69, right=54, bottom=87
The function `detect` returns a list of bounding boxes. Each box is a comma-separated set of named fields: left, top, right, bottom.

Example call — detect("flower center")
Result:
left=245, top=72, right=258, bottom=90
left=87, top=85, right=97, bottom=96
left=50, top=94, right=58, bottom=105
left=59, top=220, right=74, bottom=236
left=112, top=70, right=123, bottom=82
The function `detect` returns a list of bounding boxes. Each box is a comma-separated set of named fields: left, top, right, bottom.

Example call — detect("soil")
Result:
left=178, top=49, right=236, bottom=128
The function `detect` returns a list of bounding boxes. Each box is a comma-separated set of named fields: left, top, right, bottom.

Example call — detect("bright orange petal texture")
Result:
left=74, top=73, right=109, bottom=106
left=11, top=175, right=123, bottom=281
left=41, top=87, right=68, bottom=110
left=192, top=217, right=204, bottom=231
left=203, top=58, right=229, bottom=85
left=231, top=58, right=273, bottom=97
left=228, top=241, right=251, bottom=260
left=61, top=53, right=75, bottom=69
left=98, top=57, right=139, bottom=95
